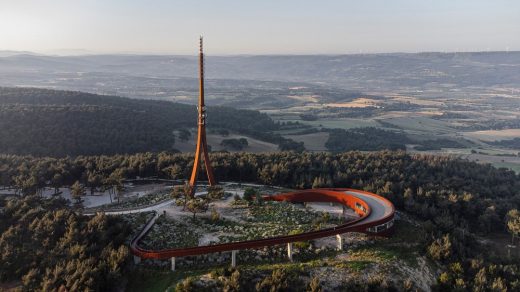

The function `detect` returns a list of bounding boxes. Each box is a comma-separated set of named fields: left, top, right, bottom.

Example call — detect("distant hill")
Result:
left=1, top=51, right=519, bottom=88
left=1, top=51, right=518, bottom=110
left=0, top=87, right=280, bottom=157
left=0, top=50, right=38, bottom=57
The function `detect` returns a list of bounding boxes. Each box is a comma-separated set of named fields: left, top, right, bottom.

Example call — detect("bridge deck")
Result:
left=344, top=190, right=394, bottom=228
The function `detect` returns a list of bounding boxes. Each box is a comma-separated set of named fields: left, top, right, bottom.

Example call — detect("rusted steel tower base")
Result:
left=189, top=37, right=216, bottom=189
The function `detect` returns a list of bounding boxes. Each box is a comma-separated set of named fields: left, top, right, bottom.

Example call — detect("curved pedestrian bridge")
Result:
left=130, top=188, right=395, bottom=261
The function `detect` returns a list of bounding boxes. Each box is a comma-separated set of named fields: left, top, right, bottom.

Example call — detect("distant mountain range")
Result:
left=0, top=50, right=38, bottom=57
left=1, top=51, right=519, bottom=109
left=1, top=51, right=519, bottom=86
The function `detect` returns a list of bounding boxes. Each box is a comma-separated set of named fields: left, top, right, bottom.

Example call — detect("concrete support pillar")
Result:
left=287, top=243, right=293, bottom=261
left=171, top=257, right=176, bottom=271
left=336, top=234, right=343, bottom=251
left=231, top=250, right=237, bottom=267
left=133, top=255, right=141, bottom=265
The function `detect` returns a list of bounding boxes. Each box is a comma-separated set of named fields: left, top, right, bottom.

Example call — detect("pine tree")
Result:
left=70, top=181, right=85, bottom=207
left=506, top=209, right=520, bottom=245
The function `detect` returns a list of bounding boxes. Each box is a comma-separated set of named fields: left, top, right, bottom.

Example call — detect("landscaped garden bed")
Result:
left=85, top=190, right=171, bottom=212
left=140, top=215, right=200, bottom=249
left=139, top=200, right=343, bottom=249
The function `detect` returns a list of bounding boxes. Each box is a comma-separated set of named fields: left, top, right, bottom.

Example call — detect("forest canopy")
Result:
left=0, top=195, right=130, bottom=290
left=1, top=150, right=518, bottom=237
left=1, top=150, right=519, bottom=290
left=0, top=87, right=280, bottom=157
left=325, top=127, right=411, bottom=151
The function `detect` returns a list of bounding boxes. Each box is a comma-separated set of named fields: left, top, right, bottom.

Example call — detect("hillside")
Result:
left=0, top=87, right=281, bottom=156
left=1, top=151, right=519, bottom=290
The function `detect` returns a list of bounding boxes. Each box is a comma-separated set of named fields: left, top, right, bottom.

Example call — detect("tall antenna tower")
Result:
left=188, top=36, right=217, bottom=190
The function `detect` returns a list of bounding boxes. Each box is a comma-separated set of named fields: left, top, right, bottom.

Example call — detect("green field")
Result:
left=296, top=118, right=380, bottom=130
left=491, top=162, right=520, bottom=174
left=377, top=116, right=456, bottom=134
left=285, top=132, right=330, bottom=151
left=174, top=132, right=279, bottom=153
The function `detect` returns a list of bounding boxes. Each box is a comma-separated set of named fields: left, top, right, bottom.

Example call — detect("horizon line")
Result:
left=2, top=49, right=519, bottom=57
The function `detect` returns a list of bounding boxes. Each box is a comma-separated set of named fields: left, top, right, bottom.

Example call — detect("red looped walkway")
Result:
left=130, top=188, right=395, bottom=259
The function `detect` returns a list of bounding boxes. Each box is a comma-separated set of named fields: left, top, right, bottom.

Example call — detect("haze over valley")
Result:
left=2, top=51, right=519, bottom=172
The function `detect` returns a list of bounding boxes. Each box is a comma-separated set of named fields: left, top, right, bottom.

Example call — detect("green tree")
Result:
left=243, top=187, right=256, bottom=202
left=70, top=181, right=85, bottom=207
left=169, top=164, right=183, bottom=180
left=428, top=234, right=452, bottom=262
left=108, top=172, right=124, bottom=203
left=87, top=172, right=102, bottom=195
left=505, top=209, right=520, bottom=245
left=0, top=195, right=129, bottom=290
left=256, top=268, right=292, bottom=292
left=173, top=182, right=193, bottom=211
left=51, top=173, right=63, bottom=195
left=254, top=193, right=264, bottom=206
left=171, top=185, right=184, bottom=201
left=115, top=182, right=124, bottom=203
left=175, top=277, right=196, bottom=292
left=222, top=269, right=241, bottom=292
left=186, top=197, right=209, bottom=219
left=207, top=185, right=225, bottom=200
left=308, top=276, right=322, bottom=292
left=211, top=208, right=220, bottom=222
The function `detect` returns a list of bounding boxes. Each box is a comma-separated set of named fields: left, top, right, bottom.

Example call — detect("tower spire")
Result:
left=189, top=36, right=216, bottom=190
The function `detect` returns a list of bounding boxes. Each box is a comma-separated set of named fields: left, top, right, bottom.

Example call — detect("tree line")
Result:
left=325, top=127, right=411, bottom=151
left=489, top=137, right=520, bottom=150
left=2, top=150, right=518, bottom=236
left=324, top=127, right=473, bottom=152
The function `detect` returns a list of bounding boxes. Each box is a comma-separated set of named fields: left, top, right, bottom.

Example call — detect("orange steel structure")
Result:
left=129, top=39, right=396, bottom=264
left=130, top=188, right=395, bottom=259
left=189, top=37, right=216, bottom=189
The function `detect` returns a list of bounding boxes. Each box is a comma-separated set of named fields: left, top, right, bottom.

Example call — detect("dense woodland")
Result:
left=221, top=138, right=249, bottom=150
left=325, top=128, right=473, bottom=152
left=489, top=137, right=520, bottom=149
left=0, top=87, right=286, bottom=156
left=1, top=151, right=518, bottom=236
left=325, top=128, right=411, bottom=151
left=1, top=150, right=520, bottom=290
left=0, top=196, right=130, bottom=290
left=414, top=138, right=468, bottom=151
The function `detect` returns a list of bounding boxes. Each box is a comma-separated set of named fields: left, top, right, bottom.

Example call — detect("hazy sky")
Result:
left=1, top=0, right=519, bottom=55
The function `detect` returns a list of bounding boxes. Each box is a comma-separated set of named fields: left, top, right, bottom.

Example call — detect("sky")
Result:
left=0, top=0, right=519, bottom=55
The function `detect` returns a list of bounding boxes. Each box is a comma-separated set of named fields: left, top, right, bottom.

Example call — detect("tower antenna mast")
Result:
left=188, top=36, right=217, bottom=190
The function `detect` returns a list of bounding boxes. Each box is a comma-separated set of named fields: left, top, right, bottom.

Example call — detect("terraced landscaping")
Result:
left=139, top=200, right=344, bottom=249
left=140, top=216, right=200, bottom=249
